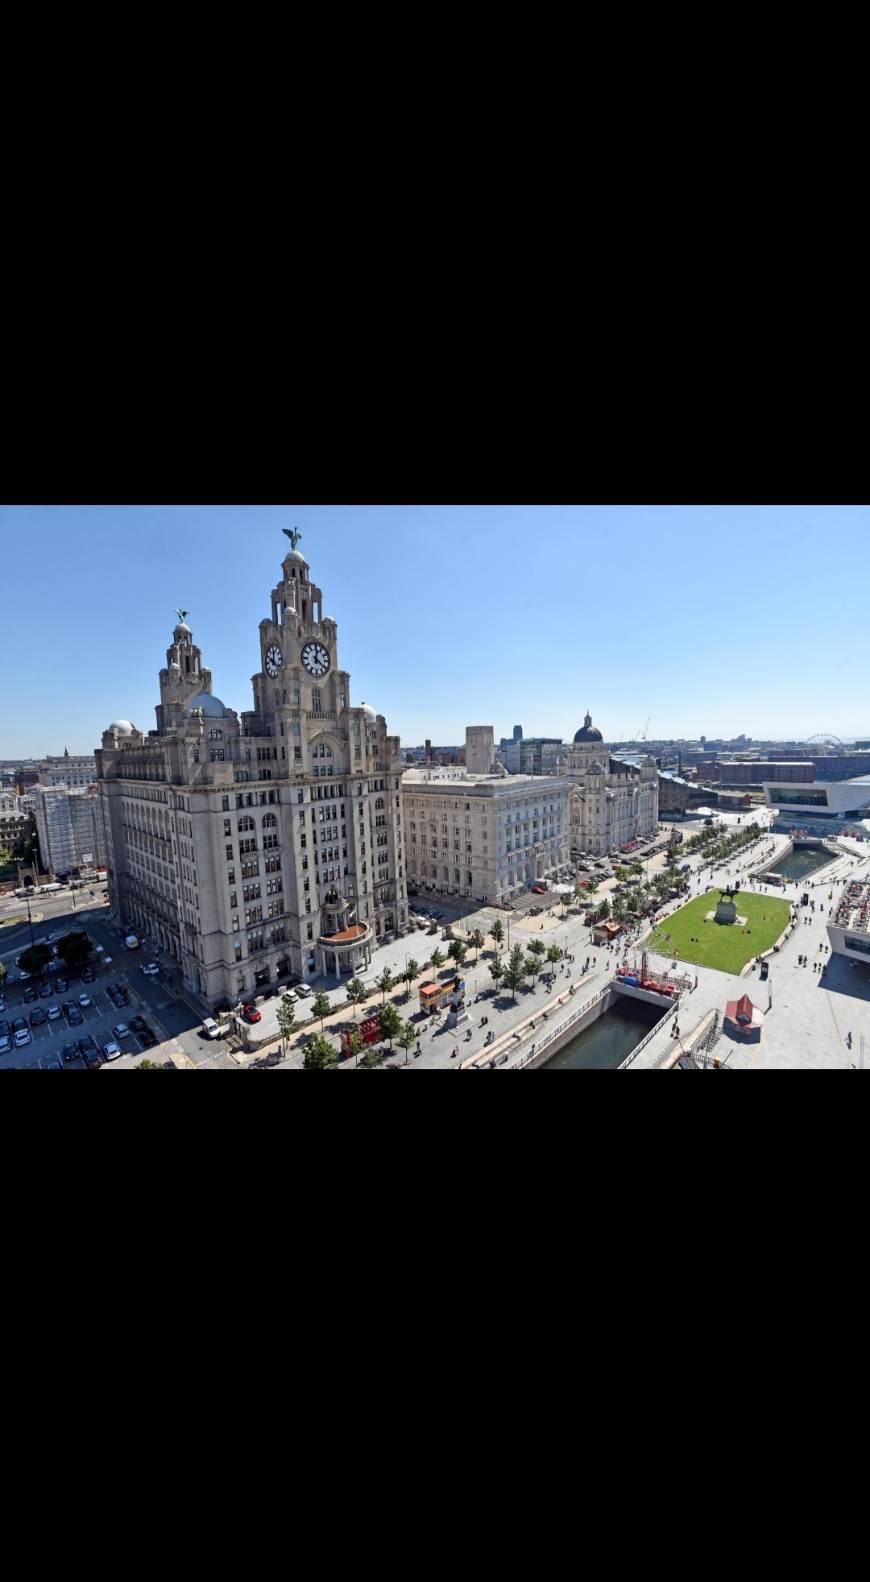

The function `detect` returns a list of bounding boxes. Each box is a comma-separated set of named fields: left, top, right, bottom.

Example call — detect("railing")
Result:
left=617, top=1000, right=679, bottom=1068
left=506, top=987, right=610, bottom=1069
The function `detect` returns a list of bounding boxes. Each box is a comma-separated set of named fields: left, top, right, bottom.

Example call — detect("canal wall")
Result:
left=519, top=986, right=613, bottom=1069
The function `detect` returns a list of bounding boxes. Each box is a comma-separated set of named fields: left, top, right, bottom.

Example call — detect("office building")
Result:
left=97, top=534, right=408, bottom=1008
left=32, top=784, right=107, bottom=877
left=558, top=712, right=658, bottom=856
left=402, top=766, right=571, bottom=903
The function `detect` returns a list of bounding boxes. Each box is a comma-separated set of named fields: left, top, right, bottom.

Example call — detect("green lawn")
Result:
left=647, top=889, right=790, bottom=974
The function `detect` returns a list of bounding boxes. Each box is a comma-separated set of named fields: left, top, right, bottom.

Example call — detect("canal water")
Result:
left=543, top=995, right=663, bottom=1070
left=771, top=845, right=835, bottom=883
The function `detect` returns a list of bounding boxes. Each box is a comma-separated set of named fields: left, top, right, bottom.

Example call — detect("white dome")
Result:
left=174, top=622, right=192, bottom=638
left=109, top=720, right=135, bottom=736
left=283, top=548, right=309, bottom=567
left=188, top=691, right=227, bottom=718
left=360, top=702, right=378, bottom=722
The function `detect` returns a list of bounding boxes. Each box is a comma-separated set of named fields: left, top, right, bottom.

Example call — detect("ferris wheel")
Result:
left=805, top=732, right=847, bottom=753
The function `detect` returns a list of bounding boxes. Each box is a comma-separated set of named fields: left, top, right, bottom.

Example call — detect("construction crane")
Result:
left=634, top=718, right=650, bottom=742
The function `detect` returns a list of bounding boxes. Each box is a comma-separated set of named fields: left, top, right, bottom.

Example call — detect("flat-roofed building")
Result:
left=402, top=767, right=571, bottom=903
left=828, top=876, right=870, bottom=964
left=764, top=775, right=870, bottom=837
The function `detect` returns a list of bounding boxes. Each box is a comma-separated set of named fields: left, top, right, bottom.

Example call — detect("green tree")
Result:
left=527, top=938, right=546, bottom=959
left=430, top=947, right=445, bottom=971
left=346, top=978, right=368, bottom=1020
left=361, top=1045, right=384, bottom=1069
left=375, top=966, right=394, bottom=1003
left=402, top=958, right=420, bottom=998
left=526, top=952, right=544, bottom=990
left=489, top=919, right=504, bottom=952
left=57, top=931, right=92, bottom=971
left=397, top=1023, right=417, bottom=1063
left=489, top=954, right=505, bottom=992
left=276, top=1000, right=296, bottom=1054
left=311, top=991, right=332, bottom=1033
left=379, top=1002, right=402, bottom=1049
left=18, top=943, right=52, bottom=976
left=303, top=1033, right=339, bottom=1070
left=135, top=1059, right=168, bottom=1071
left=468, top=928, right=485, bottom=962
left=0, top=961, right=6, bottom=988
left=596, top=897, right=610, bottom=920
left=503, top=944, right=528, bottom=1002
left=546, top=944, right=562, bottom=980
left=346, top=1027, right=365, bottom=1067
left=447, top=939, right=467, bottom=971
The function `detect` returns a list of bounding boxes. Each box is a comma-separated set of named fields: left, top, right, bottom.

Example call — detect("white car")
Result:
left=202, top=1018, right=220, bottom=1040
left=102, top=1040, right=121, bottom=1061
left=113, top=1023, right=131, bottom=1040
left=14, top=1028, right=32, bottom=1048
left=47, top=1005, right=62, bottom=1021
left=78, top=994, right=93, bottom=1009
left=141, top=962, right=160, bottom=977
left=95, top=944, right=104, bottom=953
left=294, top=984, right=313, bottom=998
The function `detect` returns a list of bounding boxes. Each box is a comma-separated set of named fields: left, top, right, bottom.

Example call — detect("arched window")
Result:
left=238, top=815, right=255, bottom=832
left=262, top=813, right=277, bottom=829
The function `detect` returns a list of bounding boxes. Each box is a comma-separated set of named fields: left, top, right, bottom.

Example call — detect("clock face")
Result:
left=301, top=641, right=330, bottom=678
left=264, top=644, right=284, bottom=678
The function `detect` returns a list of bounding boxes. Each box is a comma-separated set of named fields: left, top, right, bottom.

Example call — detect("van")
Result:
left=202, top=1018, right=220, bottom=1040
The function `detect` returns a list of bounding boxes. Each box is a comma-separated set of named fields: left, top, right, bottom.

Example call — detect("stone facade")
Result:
left=402, top=768, right=571, bottom=903
left=97, top=538, right=407, bottom=1010
left=558, top=712, right=658, bottom=856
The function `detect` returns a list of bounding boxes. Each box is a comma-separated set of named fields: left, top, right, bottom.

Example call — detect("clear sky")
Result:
left=0, top=504, right=867, bottom=757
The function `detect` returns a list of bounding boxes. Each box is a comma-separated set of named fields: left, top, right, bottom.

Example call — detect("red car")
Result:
left=242, top=1004, right=262, bottom=1024
left=531, top=885, right=547, bottom=895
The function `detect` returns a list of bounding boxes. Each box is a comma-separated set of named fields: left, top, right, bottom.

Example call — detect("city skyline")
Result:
left=1, top=504, right=867, bottom=755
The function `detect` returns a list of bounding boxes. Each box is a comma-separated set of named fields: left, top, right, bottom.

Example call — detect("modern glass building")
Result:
left=763, top=775, right=870, bottom=838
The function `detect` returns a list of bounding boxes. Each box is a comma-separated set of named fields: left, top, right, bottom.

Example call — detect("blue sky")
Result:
left=0, top=504, right=867, bottom=757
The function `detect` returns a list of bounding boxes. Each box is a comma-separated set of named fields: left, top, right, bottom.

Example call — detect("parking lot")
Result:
left=0, top=954, right=165, bottom=1069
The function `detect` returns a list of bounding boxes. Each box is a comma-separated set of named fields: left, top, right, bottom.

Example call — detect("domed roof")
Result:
left=109, top=720, right=135, bottom=736
left=174, top=622, right=192, bottom=638
left=360, top=702, right=378, bottom=722
left=574, top=711, right=603, bottom=743
left=283, top=548, right=309, bottom=567
left=187, top=691, right=227, bottom=718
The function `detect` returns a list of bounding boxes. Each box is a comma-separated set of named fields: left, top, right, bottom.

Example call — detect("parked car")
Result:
left=23, top=986, right=38, bottom=1004
left=0, top=1035, right=10, bottom=1056
left=202, top=1018, right=221, bottom=1040
left=0, top=1020, right=9, bottom=1040
left=0, top=997, right=6, bottom=1015
left=55, top=978, right=69, bottom=993
left=65, top=1004, right=83, bottom=1026
left=112, top=1024, right=131, bottom=1041
left=77, top=994, right=93, bottom=1009
left=102, top=1040, right=122, bottom=1061
left=142, top=962, right=160, bottom=977
left=47, top=1005, right=62, bottom=1022
left=242, top=1004, right=262, bottom=1024
left=80, top=968, right=94, bottom=983
left=138, top=1028, right=158, bottom=1049
left=83, top=1049, right=104, bottom=1069
left=30, top=1007, right=47, bottom=1027
left=77, top=1035, right=98, bottom=1058
left=62, top=1042, right=80, bottom=1063
left=131, top=1016, right=148, bottom=1035
left=14, top=1028, right=32, bottom=1048
left=11, top=1017, right=27, bottom=1034
left=295, top=984, right=313, bottom=998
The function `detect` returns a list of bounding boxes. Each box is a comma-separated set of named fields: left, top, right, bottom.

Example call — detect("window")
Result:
left=263, top=813, right=277, bottom=829
left=238, top=815, right=255, bottom=832
left=221, top=796, right=230, bottom=812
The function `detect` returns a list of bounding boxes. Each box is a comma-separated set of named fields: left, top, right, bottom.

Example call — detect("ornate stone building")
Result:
left=97, top=535, right=407, bottom=1008
left=559, top=712, right=658, bottom=856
